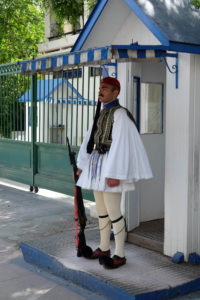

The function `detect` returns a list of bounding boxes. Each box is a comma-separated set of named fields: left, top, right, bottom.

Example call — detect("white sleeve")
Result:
left=103, top=109, right=153, bottom=181
left=77, top=126, right=92, bottom=170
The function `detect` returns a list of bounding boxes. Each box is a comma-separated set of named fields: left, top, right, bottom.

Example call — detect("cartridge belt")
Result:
left=93, top=143, right=110, bottom=154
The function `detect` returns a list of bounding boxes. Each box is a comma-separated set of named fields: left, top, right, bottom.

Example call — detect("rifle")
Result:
left=67, top=137, right=93, bottom=258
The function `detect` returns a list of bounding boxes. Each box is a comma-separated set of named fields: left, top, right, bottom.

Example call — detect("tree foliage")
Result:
left=42, top=0, right=97, bottom=28
left=190, top=0, right=200, bottom=9
left=86, top=0, right=98, bottom=12
left=0, top=0, right=45, bottom=64
left=0, top=0, right=44, bottom=138
left=0, top=74, right=28, bottom=138
left=42, top=0, right=84, bottom=28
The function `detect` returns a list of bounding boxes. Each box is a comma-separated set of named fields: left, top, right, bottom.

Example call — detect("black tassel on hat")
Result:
left=86, top=99, right=101, bottom=154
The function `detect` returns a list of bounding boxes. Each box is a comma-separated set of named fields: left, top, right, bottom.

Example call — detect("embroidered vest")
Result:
left=94, top=105, right=135, bottom=154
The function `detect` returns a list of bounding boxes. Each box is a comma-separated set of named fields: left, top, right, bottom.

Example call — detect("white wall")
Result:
left=187, top=54, right=200, bottom=256
left=118, top=60, right=166, bottom=229
left=83, top=0, right=160, bottom=50
left=140, top=61, right=166, bottom=221
left=25, top=101, right=95, bottom=145
left=113, top=8, right=160, bottom=46
left=164, top=53, right=200, bottom=260
left=117, top=62, right=131, bottom=107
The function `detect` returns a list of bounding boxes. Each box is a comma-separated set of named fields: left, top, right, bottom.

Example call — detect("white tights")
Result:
left=93, top=190, right=125, bottom=258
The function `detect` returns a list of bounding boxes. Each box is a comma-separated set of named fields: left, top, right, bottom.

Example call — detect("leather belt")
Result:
left=93, top=143, right=110, bottom=154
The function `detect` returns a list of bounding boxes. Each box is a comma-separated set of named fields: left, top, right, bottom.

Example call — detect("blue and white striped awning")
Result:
left=19, top=45, right=168, bottom=74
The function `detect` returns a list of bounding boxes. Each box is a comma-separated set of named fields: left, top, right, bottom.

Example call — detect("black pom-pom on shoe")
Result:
left=99, top=256, right=113, bottom=266
left=80, top=245, right=93, bottom=258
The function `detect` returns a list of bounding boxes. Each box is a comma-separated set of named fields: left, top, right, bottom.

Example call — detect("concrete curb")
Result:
left=20, top=242, right=134, bottom=300
left=20, top=240, right=200, bottom=300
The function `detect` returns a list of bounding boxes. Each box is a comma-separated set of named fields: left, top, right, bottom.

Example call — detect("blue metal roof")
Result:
left=132, top=0, right=200, bottom=46
left=19, top=78, right=64, bottom=102
left=18, top=78, right=91, bottom=103
left=72, top=0, right=200, bottom=52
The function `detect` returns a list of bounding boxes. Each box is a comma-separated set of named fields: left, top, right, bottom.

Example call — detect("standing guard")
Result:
left=76, top=77, right=153, bottom=269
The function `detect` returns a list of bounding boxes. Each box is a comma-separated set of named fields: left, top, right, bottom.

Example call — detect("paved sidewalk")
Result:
left=1, top=178, right=200, bottom=299
left=0, top=178, right=100, bottom=300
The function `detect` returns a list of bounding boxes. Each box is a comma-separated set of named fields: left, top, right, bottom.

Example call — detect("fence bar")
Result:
left=5, top=75, right=8, bottom=137
left=0, top=75, right=1, bottom=141
left=51, top=76, right=54, bottom=143
left=56, top=77, right=59, bottom=144
left=23, top=75, right=26, bottom=141
left=31, top=74, right=37, bottom=186
left=27, top=74, right=30, bottom=142
left=16, top=73, right=19, bottom=137
left=70, top=68, right=74, bottom=144
left=65, top=71, right=69, bottom=144
left=47, top=73, right=50, bottom=143
left=3, top=76, right=5, bottom=137
left=61, top=72, right=64, bottom=144
left=75, top=67, right=79, bottom=145
left=38, top=74, right=41, bottom=142
left=12, top=75, right=15, bottom=140
left=43, top=75, right=46, bottom=143
left=87, top=68, right=90, bottom=130
left=81, top=66, right=84, bottom=144
left=9, top=74, right=12, bottom=139
left=93, top=68, right=96, bottom=118
left=19, top=74, right=22, bottom=140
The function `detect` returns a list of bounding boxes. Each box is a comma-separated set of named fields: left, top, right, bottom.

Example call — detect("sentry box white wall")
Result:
left=165, top=53, right=200, bottom=258
left=70, top=0, right=200, bottom=261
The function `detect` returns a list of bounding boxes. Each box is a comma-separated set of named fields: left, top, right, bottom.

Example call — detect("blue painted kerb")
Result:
left=20, top=242, right=134, bottom=300
left=20, top=241, right=200, bottom=300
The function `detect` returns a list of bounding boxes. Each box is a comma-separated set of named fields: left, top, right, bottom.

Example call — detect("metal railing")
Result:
left=0, top=63, right=101, bottom=146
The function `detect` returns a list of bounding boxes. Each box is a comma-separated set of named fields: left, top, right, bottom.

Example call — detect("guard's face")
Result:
left=98, top=83, right=119, bottom=104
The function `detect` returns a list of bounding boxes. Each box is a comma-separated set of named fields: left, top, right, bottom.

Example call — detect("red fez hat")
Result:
left=101, top=77, right=120, bottom=90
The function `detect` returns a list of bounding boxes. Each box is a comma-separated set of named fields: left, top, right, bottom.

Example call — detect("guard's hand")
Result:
left=107, top=178, right=120, bottom=187
left=77, top=168, right=82, bottom=175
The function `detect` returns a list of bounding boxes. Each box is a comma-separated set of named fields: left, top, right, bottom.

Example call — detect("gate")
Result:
left=0, top=62, right=102, bottom=200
